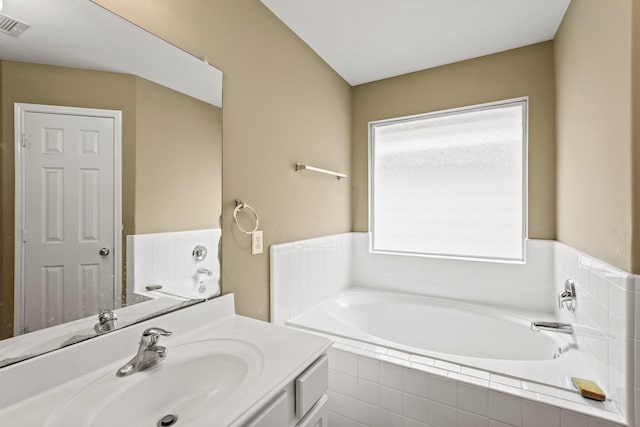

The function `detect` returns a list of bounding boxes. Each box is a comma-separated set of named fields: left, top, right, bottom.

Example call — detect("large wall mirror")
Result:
left=0, top=0, right=222, bottom=366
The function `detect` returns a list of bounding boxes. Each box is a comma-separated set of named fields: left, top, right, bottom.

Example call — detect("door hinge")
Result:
left=22, top=229, right=27, bottom=242
left=20, top=133, right=26, bottom=148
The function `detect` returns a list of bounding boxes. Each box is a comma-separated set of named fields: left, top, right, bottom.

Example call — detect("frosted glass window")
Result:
left=370, top=99, right=527, bottom=261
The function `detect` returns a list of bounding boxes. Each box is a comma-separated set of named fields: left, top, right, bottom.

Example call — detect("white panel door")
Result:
left=22, top=111, right=115, bottom=333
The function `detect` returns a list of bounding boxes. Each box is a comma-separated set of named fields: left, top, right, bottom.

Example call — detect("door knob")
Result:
left=99, top=248, right=111, bottom=257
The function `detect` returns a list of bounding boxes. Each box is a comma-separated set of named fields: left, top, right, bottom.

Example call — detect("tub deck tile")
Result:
left=521, top=381, right=561, bottom=398
left=379, top=354, right=412, bottom=368
left=491, top=374, right=523, bottom=389
left=449, top=371, right=490, bottom=388
left=435, top=359, right=462, bottom=373
left=386, top=349, right=411, bottom=360
left=490, top=381, right=538, bottom=401
left=410, top=362, right=448, bottom=378
left=410, top=354, right=435, bottom=367
left=461, top=366, right=491, bottom=381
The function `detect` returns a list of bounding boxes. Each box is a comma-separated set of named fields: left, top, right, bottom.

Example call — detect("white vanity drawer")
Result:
left=246, top=392, right=288, bottom=427
left=297, top=395, right=328, bottom=427
left=295, top=354, right=328, bottom=419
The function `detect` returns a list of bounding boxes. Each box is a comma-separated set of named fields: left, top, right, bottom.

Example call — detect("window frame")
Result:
left=368, top=97, right=529, bottom=263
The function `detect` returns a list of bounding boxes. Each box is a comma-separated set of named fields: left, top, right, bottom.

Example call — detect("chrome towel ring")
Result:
left=233, top=199, right=259, bottom=234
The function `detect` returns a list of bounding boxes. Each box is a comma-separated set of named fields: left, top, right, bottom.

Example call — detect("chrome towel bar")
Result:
left=295, top=163, right=347, bottom=180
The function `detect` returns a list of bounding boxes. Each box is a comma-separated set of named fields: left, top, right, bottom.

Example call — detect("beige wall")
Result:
left=352, top=42, right=557, bottom=240
left=134, top=77, right=222, bottom=234
left=0, top=61, right=222, bottom=339
left=93, top=0, right=353, bottom=320
left=555, top=0, right=633, bottom=272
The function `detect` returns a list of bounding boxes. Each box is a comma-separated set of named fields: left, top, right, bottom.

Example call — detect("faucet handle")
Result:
left=141, top=327, right=172, bottom=347
left=143, top=327, right=172, bottom=337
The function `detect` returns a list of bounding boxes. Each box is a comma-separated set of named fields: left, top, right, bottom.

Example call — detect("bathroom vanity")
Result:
left=0, top=294, right=331, bottom=426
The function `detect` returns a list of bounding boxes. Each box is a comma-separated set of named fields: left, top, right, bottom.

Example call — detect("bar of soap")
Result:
left=572, top=377, right=606, bottom=401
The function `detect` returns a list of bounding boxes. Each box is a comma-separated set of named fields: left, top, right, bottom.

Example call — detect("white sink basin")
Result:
left=45, top=339, right=264, bottom=427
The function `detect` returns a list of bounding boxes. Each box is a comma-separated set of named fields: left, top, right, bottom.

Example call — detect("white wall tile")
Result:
left=459, top=410, right=489, bottom=427
left=560, top=409, right=589, bottom=427
left=522, top=401, right=560, bottom=427
left=358, top=379, right=379, bottom=406
left=358, top=355, right=379, bottom=383
left=404, top=418, right=428, bottom=427
left=404, top=368, right=429, bottom=398
left=338, top=372, right=358, bottom=398
left=332, top=345, right=625, bottom=427
left=403, top=393, right=429, bottom=424
left=338, top=394, right=358, bottom=420
left=379, top=408, right=403, bottom=426
left=127, top=229, right=221, bottom=297
left=430, top=401, right=458, bottom=427
left=328, top=347, right=338, bottom=371
left=270, top=233, right=352, bottom=325
left=489, top=391, right=522, bottom=427
left=588, top=419, right=624, bottom=427
left=380, top=360, right=404, bottom=390
left=459, top=383, right=489, bottom=417
left=430, top=375, right=457, bottom=407
left=329, top=369, right=338, bottom=392
left=329, top=412, right=358, bottom=427
left=380, top=385, right=403, bottom=414
left=357, top=400, right=379, bottom=427
left=338, top=350, right=358, bottom=375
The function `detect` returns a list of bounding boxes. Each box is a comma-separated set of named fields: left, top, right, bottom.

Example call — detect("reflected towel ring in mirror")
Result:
left=233, top=200, right=259, bottom=234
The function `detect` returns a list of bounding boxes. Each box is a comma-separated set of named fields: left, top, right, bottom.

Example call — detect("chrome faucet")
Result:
left=94, top=309, right=117, bottom=334
left=531, top=321, right=574, bottom=336
left=116, top=327, right=172, bottom=377
left=197, top=267, right=213, bottom=276
left=558, top=279, right=577, bottom=312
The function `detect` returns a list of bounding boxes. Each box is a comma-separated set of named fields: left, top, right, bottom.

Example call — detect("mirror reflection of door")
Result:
left=15, top=104, right=122, bottom=335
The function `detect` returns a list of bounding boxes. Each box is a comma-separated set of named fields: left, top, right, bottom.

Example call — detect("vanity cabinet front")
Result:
left=247, top=353, right=329, bottom=427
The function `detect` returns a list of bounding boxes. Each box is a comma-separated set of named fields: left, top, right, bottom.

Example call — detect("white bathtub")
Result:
left=287, top=288, right=596, bottom=390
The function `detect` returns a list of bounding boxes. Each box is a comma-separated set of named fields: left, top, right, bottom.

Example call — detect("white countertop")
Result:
left=0, top=294, right=332, bottom=426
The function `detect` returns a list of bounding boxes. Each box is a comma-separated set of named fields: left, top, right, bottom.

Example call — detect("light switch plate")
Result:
left=252, top=230, right=263, bottom=255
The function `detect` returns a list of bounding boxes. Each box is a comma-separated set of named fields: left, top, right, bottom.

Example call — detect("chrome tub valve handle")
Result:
left=558, top=279, right=577, bottom=312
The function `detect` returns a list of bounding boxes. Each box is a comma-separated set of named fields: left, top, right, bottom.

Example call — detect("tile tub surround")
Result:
left=271, top=233, right=556, bottom=319
left=327, top=343, right=626, bottom=427
left=270, top=233, right=352, bottom=325
left=126, top=228, right=221, bottom=299
left=271, top=233, right=637, bottom=425
left=351, top=234, right=555, bottom=313
left=553, top=242, right=634, bottom=422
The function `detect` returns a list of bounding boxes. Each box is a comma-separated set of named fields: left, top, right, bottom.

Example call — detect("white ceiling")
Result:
left=0, top=0, right=222, bottom=106
left=261, top=0, right=571, bottom=86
